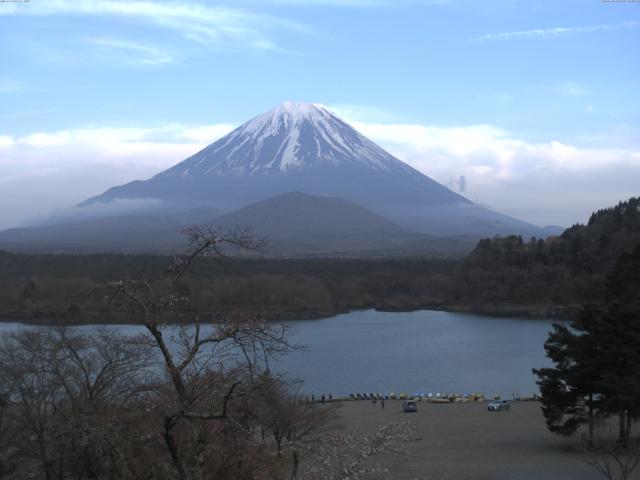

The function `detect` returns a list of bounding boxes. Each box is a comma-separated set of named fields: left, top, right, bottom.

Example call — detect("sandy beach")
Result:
left=338, top=400, right=609, bottom=480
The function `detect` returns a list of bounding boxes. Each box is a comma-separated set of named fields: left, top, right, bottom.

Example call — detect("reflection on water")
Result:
left=0, top=309, right=560, bottom=397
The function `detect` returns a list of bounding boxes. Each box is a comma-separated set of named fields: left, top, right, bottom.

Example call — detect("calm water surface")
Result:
left=0, top=309, right=560, bottom=397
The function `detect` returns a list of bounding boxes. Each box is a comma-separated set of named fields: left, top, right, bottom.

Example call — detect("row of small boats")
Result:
left=348, top=392, right=486, bottom=402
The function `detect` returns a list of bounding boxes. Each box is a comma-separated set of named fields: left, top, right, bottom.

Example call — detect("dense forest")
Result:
left=457, top=197, right=640, bottom=314
left=0, top=197, right=638, bottom=324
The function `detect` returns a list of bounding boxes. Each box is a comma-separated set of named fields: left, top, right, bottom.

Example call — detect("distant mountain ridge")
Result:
left=214, top=191, right=402, bottom=238
left=0, top=192, right=475, bottom=256
left=0, top=212, right=194, bottom=253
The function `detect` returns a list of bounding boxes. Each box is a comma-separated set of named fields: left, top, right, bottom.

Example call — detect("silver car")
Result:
left=488, top=400, right=510, bottom=411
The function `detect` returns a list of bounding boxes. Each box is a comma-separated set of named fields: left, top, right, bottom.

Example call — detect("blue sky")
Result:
left=0, top=0, right=639, bottom=229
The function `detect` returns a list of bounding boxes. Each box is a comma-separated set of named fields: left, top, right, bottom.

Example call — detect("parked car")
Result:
left=488, top=400, right=510, bottom=411
left=402, top=400, right=418, bottom=413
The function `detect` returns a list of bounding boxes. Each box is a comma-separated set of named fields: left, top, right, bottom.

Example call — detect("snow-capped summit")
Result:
left=250, top=100, right=330, bottom=126
left=161, top=101, right=413, bottom=177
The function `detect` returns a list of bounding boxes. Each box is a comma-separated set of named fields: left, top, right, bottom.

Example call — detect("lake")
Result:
left=0, top=309, right=560, bottom=398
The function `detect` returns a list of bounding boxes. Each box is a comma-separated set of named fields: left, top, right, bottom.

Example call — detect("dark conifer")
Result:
left=534, top=243, right=640, bottom=444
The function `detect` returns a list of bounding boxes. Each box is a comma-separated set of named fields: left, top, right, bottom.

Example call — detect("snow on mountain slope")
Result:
left=81, top=101, right=468, bottom=212
left=162, top=101, right=417, bottom=176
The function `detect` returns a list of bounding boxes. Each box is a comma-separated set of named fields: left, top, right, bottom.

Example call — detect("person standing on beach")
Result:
left=372, top=396, right=377, bottom=407
left=381, top=397, right=385, bottom=410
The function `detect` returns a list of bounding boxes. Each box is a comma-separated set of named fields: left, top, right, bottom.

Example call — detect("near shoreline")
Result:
left=337, top=400, right=604, bottom=480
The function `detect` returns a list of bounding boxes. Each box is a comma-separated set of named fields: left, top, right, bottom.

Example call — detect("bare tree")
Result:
left=0, top=367, right=19, bottom=478
left=580, top=438, right=640, bottom=480
left=284, top=399, right=340, bottom=479
left=106, top=225, right=298, bottom=480
left=0, top=328, right=67, bottom=479
left=0, top=327, right=157, bottom=480
left=256, top=376, right=340, bottom=479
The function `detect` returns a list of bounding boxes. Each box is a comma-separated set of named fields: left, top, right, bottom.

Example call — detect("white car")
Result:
left=488, top=400, right=510, bottom=411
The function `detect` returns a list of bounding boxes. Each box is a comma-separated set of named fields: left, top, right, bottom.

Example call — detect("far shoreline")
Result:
left=0, top=302, right=576, bottom=327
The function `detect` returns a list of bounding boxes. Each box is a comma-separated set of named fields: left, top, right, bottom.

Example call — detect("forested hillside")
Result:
left=454, top=197, right=640, bottom=313
left=0, top=254, right=455, bottom=323
left=1, top=198, right=638, bottom=324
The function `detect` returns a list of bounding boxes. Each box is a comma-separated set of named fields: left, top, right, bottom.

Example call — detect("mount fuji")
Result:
left=80, top=101, right=543, bottom=238
left=82, top=102, right=467, bottom=212
left=0, top=102, right=557, bottom=254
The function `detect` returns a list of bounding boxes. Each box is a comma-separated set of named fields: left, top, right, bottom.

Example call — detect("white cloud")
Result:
left=555, top=82, right=591, bottom=97
left=246, top=0, right=447, bottom=6
left=0, top=123, right=234, bottom=229
left=0, top=0, right=308, bottom=51
left=258, top=0, right=404, bottom=6
left=87, top=38, right=175, bottom=65
left=334, top=111, right=640, bottom=225
left=365, top=121, right=638, bottom=181
left=470, top=20, right=639, bottom=42
left=0, top=136, right=15, bottom=148
left=13, top=123, right=237, bottom=149
left=0, top=79, right=22, bottom=94
left=0, top=124, right=235, bottom=185
left=0, top=117, right=638, bottom=229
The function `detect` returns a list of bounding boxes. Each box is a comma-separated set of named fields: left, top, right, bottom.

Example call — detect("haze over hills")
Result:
left=0, top=211, right=201, bottom=253
left=214, top=191, right=402, bottom=237
left=212, top=192, right=476, bottom=256
left=0, top=192, right=475, bottom=256
left=0, top=102, right=560, bottom=255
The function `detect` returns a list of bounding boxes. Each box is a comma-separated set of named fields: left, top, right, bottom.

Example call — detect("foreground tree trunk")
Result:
left=619, top=411, right=630, bottom=445
left=290, top=448, right=299, bottom=480
left=588, top=394, right=595, bottom=446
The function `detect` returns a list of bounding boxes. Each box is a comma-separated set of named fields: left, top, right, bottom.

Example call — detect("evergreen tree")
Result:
left=534, top=243, right=640, bottom=443
left=534, top=306, right=604, bottom=443
left=597, top=244, right=640, bottom=443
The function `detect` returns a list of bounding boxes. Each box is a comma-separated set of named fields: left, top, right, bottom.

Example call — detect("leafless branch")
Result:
left=580, top=438, right=640, bottom=480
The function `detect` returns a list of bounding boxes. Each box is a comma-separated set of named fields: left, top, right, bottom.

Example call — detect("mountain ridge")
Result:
left=0, top=191, right=476, bottom=256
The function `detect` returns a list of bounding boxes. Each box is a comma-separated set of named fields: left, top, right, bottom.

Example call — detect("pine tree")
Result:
left=597, top=244, right=640, bottom=443
left=534, top=307, right=603, bottom=443
left=534, top=243, right=640, bottom=443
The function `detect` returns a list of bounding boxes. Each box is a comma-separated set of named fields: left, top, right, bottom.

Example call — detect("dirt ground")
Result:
left=337, top=400, right=619, bottom=480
